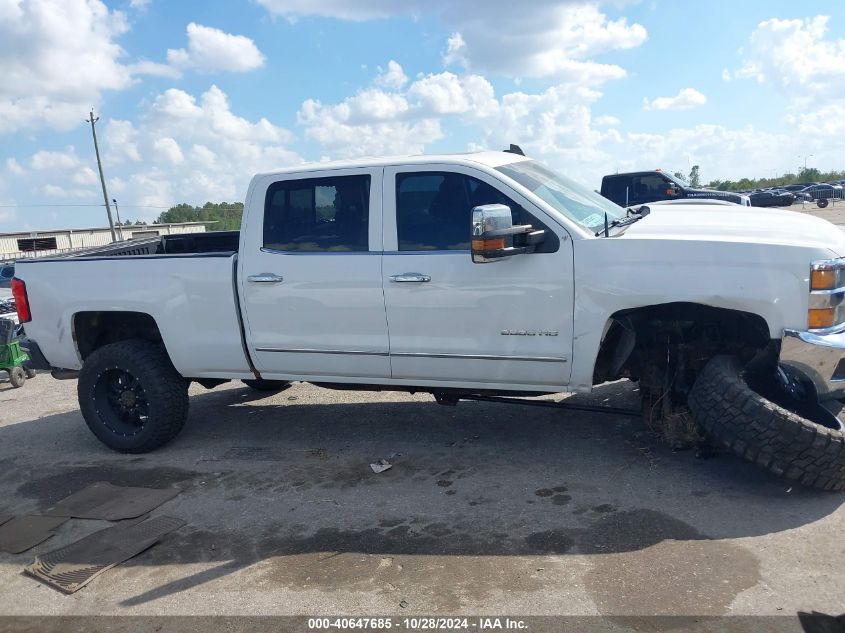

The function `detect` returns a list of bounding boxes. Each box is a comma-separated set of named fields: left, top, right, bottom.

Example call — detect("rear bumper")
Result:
left=780, top=328, right=845, bottom=400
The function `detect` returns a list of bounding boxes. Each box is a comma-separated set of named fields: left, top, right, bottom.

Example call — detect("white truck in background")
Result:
left=11, top=150, right=845, bottom=489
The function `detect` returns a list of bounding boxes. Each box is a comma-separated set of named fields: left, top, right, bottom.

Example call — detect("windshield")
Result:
left=663, top=171, right=690, bottom=188
left=496, top=160, right=624, bottom=233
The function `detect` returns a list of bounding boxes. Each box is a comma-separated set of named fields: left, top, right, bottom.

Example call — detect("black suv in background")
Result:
left=601, top=170, right=748, bottom=207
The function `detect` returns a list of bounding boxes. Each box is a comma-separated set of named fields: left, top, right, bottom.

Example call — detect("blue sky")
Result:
left=0, top=0, right=843, bottom=230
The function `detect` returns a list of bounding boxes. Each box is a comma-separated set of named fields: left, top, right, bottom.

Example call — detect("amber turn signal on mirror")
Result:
left=471, top=238, right=505, bottom=251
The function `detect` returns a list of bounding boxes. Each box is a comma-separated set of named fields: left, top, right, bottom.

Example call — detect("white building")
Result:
left=0, top=222, right=210, bottom=261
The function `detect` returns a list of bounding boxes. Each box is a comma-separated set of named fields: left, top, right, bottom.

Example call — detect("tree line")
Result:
left=707, top=167, right=845, bottom=192
left=155, top=202, right=245, bottom=231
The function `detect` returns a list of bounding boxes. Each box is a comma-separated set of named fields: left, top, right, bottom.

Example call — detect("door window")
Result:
left=396, top=171, right=557, bottom=252
left=631, top=175, right=670, bottom=202
left=264, top=175, right=370, bottom=252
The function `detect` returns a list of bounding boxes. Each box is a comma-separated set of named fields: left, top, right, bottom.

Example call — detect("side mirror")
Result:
left=471, top=204, right=546, bottom=264
left=665, top=183, right=680, bottom=197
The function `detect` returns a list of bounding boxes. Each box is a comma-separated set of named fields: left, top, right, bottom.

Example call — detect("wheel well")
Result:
left=73, top=311, right=164, bottom=361
left=593, top=302, right=772, bottom=388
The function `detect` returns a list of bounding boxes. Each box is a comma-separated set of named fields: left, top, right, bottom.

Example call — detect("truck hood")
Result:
left=619, top=204, right=845, bottom=256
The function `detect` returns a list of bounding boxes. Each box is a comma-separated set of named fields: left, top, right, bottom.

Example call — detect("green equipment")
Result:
left=0, top=318, right=34, bottom=388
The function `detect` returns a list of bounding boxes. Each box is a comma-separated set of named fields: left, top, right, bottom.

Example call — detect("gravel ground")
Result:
left=0, top=375, right=842, bottom=625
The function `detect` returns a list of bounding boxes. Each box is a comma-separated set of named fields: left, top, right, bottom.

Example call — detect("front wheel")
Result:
left=78, top=339, right=189, bottom=453
left=817, top=198, right=829, bottom=209
left=688, top=355, right=845, bottom=490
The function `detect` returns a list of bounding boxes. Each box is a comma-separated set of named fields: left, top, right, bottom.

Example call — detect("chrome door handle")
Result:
left=389, top=272, right=431, bottom=283
left=247, top=273, right=284, bottom=283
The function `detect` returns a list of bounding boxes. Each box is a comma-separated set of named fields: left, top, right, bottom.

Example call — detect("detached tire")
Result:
left=78, top=339, right=189, bottom=453
left=241, top=378, right=291, bottom=392
left=688, top=355, right=845, bottom=490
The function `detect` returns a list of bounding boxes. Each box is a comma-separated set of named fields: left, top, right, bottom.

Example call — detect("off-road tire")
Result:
left=78, top=339, right=189, bottom=453
left=242, top=378, right=291, bottom=392
left=8, top=366, right=26, bottom=388
left=688, top=355, right=845, bottom=490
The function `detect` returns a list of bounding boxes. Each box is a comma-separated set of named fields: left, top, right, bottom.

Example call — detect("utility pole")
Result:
left=112, top=198, right=124, bottom=240
left=86, top=109, right=117, bottom=241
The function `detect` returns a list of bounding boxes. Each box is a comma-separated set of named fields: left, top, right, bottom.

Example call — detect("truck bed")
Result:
left=39, top=231, right=240, bottom=259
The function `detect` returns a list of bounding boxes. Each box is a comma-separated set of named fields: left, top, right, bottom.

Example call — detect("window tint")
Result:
left=396, top=171, right=556, bottom=252
left=631, top=175, right=670, bottom=202
left=264, top=175, right=370, bottom=252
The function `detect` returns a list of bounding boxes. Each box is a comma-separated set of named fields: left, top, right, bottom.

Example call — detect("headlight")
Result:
left=809, top=258, right=845, bottom=331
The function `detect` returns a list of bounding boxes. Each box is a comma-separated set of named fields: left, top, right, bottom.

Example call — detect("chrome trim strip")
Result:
left=255, top=347, right=389, bottom=356
left=260, top=247, right=379, bottom=256
left=810, top=285, right=845, bottom=296
left=384, top=250, right=470, bottom=255
left=390, top=352, right=567, bottom=363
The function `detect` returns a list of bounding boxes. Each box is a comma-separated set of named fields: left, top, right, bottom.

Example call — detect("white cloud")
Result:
left=0, top=0, right=132, bottom=134
left=30, top=149, right=81, bottom=171
left=257, top=1, right=646, bottom=80
left=5, top=158, right=25, bottom=176
left=735, top=16, right=845, bottom=89
left=167, top=23, right=265, bottom=73
left=643, top=88, right=707, bottom=111
left=109, top=85, right=300, bottom=211
left=104, top=120, right=142, bottom=163
left=407, top=72, right=497, bottom=116
left=153, top=137, right=185, bottom=164
left=129, top=0, right=151, bottom=8
left=594, top=115, right=620, bottom=126
left=374, top=60, right=408, bottom=89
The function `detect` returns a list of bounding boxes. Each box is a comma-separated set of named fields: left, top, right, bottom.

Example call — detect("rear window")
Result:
left=263, top=174, right=370, bottom=252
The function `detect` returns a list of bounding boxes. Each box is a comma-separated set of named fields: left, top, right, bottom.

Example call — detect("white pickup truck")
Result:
left=11, top=151, right=845, bottom=489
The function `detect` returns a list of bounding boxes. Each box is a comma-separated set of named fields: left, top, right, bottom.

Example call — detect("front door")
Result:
left=382, top=164, right=574, bottom=390
left=239, top=167, right=390, bottom=380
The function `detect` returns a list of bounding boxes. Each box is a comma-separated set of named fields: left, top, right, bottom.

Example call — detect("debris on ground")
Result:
left=370, top=459, right=393, bottom=474
left=44, top=481, right=180, bottom=521
left=0, top=515, right=68, bottom=554
left=25, top=515, right=185, bottom=593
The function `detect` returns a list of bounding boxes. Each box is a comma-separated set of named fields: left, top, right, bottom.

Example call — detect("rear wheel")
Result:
left=8, top=366, right=26, bottom=388
left=242, top=378, right=291, bottom=393
left=688, top=355, right=845, bottom=490
left=78, top=339, right=188, bottom=453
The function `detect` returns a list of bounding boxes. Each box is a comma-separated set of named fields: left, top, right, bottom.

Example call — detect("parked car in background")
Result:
left=749, top=190, right=796, bottom=207
left=800, top=184, right=843, bottom=208
left=600, top=170, right=750, bottom=207
left=0, top=262, right=14, bottom=289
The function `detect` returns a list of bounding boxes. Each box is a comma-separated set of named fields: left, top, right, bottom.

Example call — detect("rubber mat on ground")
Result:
left=44, top=481, right=180, bottom=520
left=24, top=515, right=185, bottom=593
left=0, top=515, right=69, bottom=554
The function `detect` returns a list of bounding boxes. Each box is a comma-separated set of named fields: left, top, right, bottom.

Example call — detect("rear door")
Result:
left=382, top=164, right=574, bottom=389
left=238, top=167, right=390, bottom=380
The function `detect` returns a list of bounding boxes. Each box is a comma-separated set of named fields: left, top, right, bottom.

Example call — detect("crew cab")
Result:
left=601, top=170, right=750, bottom=207
left=12, top=151, right=845, bottom=489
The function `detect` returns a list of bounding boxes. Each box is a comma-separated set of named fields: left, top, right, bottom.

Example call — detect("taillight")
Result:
left=10, top=278, right=31, bottom=323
